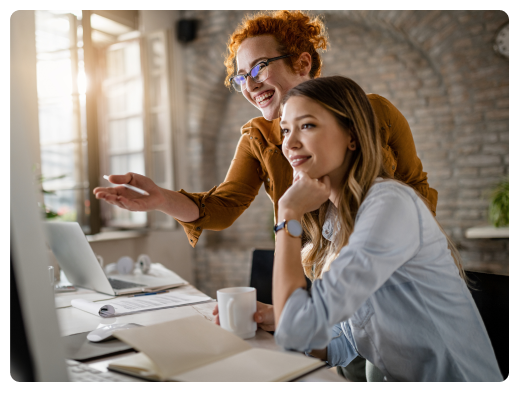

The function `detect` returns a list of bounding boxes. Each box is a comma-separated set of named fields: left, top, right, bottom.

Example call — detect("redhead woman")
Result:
left=272, top=76, right=501, bottom=381
left=93, top=11, right=437, bottom=380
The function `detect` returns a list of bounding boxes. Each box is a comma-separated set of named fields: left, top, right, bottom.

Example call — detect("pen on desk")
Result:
left=131, top=290, right=169, bottom=297
left=103, top=175, right=150, bottom=196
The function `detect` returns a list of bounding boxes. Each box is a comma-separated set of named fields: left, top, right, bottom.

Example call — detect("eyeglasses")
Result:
left=229, top=54, right=293, bottom=92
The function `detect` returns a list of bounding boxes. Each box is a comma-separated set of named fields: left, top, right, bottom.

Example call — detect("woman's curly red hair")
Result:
left=224, top=10, right=328, bottom=88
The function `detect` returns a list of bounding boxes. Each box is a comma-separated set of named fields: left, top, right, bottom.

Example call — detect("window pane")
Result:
left=36, top=53, right=73, bottom=99
left=127, top=117, right=144, bottom=150
left=106, top=48, right=124, bottom=78
left=38, top=97, right=75, bottom=144
left=35, top=11, right=72, bottom=52
left=40, top=143, right=78, bottom=187
left=125, top=43, right=141, bottom=76
left=44, top=189, right=77, bottom=221
left=44, top=189, right=89, bottom=229
left=109, top=117, right=143, bottom=152
left=107, top=84, right=125, bottom=115
left=126, top=79, right=142, bottom=113
left=110, top=153, right=145, bottom=176
left=111, top=208, right=146, bottom=226
left=108, top=119, right=125, bottom=150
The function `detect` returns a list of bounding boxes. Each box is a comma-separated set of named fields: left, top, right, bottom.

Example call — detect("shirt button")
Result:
left=201, top=203, right=205, bottom=208
left=196, top=227, right=201, bottom=231
left=250, top=136, right=253, bottom=139
left=392, top=165, right=395, bottom=170
left=267, top=178, right=270, bottom=182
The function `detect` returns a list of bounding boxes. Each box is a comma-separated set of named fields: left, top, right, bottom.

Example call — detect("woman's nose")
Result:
left=245, top=76, right=260, bottom=93
left=283, top=131, right=301, bottom=151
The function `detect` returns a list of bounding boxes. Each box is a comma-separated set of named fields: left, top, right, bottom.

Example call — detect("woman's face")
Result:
left=236, top=35, right=309, bottom=121
left=281, top=96, right=356, bottom=187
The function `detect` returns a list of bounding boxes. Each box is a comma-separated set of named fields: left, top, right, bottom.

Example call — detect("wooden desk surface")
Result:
left=56, top=285, right=346, bottom=382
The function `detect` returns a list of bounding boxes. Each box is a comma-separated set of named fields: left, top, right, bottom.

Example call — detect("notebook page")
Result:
left=113, top=315, right=252, bottom=379
left=172, top=348, right=323, bottom=382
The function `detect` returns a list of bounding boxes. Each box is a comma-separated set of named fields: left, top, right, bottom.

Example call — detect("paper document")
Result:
left=71, top=291, right=212, bottom=318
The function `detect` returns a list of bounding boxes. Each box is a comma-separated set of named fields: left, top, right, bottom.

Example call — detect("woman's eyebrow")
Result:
left=280, top=114, right=317, bottom=125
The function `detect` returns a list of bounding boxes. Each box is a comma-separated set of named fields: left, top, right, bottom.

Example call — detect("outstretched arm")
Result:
left=94, top=173, right=199, bottom=222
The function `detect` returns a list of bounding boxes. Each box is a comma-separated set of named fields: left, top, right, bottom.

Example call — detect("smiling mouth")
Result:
left=255, top=91, right=274, bottom=107
left=290, top=157, right=311, bottom=167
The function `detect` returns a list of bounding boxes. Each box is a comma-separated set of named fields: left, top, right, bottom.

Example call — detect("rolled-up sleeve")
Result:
left=275, top=183, right=421, bottom=353
left=175, top=133, right=263, bottom=247
left=327, top=324, right=358, bottom=367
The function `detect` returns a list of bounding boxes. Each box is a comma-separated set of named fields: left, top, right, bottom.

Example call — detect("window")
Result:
left=34, top=10, right=177, bottom=234
left=99, top=39, right=147, bottom=227
left=35, top=11, right=90, bottom=231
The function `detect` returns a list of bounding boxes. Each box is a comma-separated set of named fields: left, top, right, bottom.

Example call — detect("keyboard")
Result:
left=67, top=359, right=143, bottom=382
left=108, top=277, right=145, bottom=290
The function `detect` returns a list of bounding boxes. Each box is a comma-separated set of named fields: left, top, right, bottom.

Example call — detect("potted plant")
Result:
left=488, top=176, right=509, bottom=228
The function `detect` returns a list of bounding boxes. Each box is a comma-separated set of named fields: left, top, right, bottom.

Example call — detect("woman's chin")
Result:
left=259, top=106, right=280, bottom=121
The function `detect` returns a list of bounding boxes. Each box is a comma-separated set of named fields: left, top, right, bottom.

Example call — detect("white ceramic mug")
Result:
left=217, top=287, right=257, bottom=339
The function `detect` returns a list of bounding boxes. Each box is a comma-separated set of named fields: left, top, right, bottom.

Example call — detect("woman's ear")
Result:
left=348, top=138, right=357, bottom=151
left=296, top=52, right=312, bottom=77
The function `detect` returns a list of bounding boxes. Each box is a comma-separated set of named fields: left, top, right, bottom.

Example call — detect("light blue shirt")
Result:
left=275, top=180, right=502, bottom=381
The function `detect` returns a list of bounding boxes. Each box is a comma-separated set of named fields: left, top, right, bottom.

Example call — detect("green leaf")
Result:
left=488, top=177, right=509, bottom=227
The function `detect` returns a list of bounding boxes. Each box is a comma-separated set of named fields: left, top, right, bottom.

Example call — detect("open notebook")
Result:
left=109, top=315, right=324, bottom=382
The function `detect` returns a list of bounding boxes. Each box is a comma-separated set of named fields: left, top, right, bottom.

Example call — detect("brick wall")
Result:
left=179, top=10, right=509, bottom=296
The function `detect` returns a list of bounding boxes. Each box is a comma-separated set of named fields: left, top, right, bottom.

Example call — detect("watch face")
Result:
left=287, top=220, right=303, bottom=237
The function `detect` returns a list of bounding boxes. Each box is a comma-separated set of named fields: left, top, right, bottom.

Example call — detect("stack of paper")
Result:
left=71, top=291, right=211, bottom=317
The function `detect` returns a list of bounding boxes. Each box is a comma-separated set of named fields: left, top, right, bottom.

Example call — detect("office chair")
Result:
left=250, top=249, right=312, bottom=305
left=466, top=271, right=508, bottom=379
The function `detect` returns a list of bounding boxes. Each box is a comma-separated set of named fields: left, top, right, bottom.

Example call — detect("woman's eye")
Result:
left=302, top=123, right=315, bottom=129
left=281, top=128, right=290, bottom=136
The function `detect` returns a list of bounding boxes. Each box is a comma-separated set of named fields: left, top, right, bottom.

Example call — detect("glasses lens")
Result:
left=251, top=63, right=267, bottom=83
left=232, top=75, right=246, bottom=92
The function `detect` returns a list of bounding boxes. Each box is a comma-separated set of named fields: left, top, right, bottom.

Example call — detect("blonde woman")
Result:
left=272, top=76, right=502, bottom=381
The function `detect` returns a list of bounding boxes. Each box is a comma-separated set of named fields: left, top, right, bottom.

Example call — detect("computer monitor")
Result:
left=10, top=10, right=69, bottom=381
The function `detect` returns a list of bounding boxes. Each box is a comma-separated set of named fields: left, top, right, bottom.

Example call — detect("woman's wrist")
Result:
left=277, top=206, right=303, bottom=222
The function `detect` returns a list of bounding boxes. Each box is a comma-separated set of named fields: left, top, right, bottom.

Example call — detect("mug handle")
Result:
left=227, top=298, right=237, bottom=331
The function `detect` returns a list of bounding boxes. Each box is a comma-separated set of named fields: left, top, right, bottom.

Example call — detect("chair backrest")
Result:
left=467, top=271, right=508, bottom=379
left=250, top=249, right=312, bottom=305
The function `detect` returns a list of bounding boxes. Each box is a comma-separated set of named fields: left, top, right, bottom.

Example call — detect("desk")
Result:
left=56, top=284, right=345, bottom=382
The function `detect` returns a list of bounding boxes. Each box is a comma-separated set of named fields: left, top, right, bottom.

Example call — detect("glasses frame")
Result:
left=229, top=54, right=293, bottom=92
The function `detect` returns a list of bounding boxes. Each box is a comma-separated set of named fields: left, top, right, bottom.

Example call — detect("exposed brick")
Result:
left=456, top=155, right=501, bottom=167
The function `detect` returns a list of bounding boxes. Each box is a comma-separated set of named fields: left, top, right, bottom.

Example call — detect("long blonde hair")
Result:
left=282, top=76, right=467, bottom=283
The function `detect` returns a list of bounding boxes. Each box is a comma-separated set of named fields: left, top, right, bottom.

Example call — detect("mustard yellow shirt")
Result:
left=177, top=94, right=438, bottom=247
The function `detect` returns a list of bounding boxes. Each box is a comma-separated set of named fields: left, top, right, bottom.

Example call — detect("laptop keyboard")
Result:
left=108, top=277, right=145, bottom=290
left=67, top=359, right=143, bottom=382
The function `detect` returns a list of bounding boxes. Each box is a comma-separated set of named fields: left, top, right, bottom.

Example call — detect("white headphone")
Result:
left=100, top=254, right=152, bottom=275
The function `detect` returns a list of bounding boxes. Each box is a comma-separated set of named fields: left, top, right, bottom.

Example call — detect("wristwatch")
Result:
left=273, top=219, right=303, bottom=238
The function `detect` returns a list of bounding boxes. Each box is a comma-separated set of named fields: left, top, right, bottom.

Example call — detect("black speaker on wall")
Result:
left=177, top=19, right=198, bottom=43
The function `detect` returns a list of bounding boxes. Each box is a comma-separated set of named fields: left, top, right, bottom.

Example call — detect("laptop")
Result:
left=43, top=222, right=188, bottom=296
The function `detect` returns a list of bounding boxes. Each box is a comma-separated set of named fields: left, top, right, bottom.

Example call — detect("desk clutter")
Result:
left=70, top=289, right=211, bottom=318
left=108, top=315, right=325, bottom=382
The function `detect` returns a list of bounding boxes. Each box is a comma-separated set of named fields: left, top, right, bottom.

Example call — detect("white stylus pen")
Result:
left=103, top=175, right=150, bottom=196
